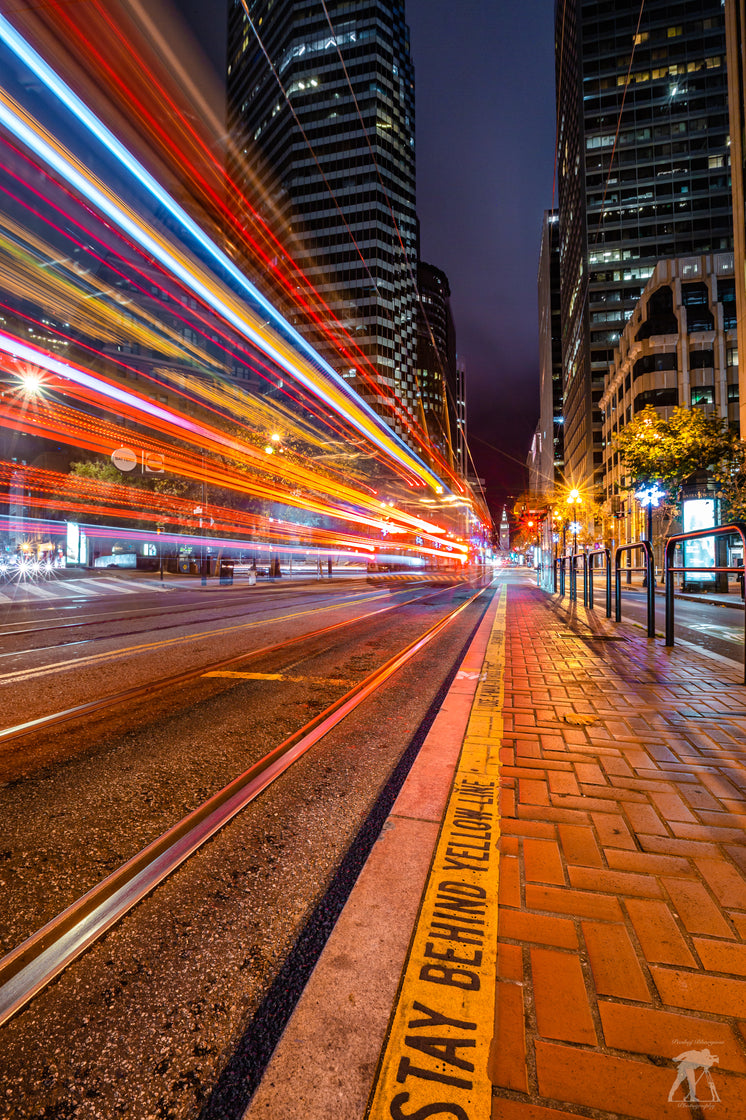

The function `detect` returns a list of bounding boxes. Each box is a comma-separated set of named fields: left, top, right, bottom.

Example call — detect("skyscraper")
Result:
left=725, top=0, right=746, bottom=436
left=537, top=210, right=563, bottom=495
left=416, top=260, right=460, bottom=468
left=226, top=0, right=419, bottom=435
left=555, top=0, right=733, bottom=491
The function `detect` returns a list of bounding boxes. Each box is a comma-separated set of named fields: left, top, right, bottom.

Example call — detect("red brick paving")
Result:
left=492, top=583, right=746, bottom=1117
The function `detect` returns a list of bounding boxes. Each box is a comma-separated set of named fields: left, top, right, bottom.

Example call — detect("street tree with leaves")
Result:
left=614, top=406, right=738, bottom=495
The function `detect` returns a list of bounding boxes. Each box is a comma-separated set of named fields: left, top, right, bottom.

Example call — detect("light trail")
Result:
left=0, top=332, right=468, bottom=551
left=36, top=0, right=434, bottom=459
left=0, top=8, right=491, bottom=563
left=0, top=12, right=448, bottom=495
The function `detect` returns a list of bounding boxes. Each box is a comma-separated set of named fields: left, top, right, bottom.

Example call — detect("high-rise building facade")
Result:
left=537, top=210, right=564, bottom=495
left=416, top=260, right=459, bottom=467
left=600, top=252, right=738, bottom=531
left=226, top=0, right=419, bottom=432
left=725, top=0, right=746, bottom=436
left=556, top=0, right=733, bottom=492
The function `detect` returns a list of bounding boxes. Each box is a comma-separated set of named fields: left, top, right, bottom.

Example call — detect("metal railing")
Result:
left=556, top=555, right=568, bottom=598
left=664, top=523, right=746, bottom=684
left=571, top=551, right=587, bottom=605
left=587, top=547, right=612, bottom=617
left=615, top=541, right=656, bottom=638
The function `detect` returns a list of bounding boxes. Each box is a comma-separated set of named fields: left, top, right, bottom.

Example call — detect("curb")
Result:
left=241, top=583, right=504, bottom=1120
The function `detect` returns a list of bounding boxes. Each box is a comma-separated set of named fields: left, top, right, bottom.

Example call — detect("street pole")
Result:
left=157, top=524, right=164, bottom=581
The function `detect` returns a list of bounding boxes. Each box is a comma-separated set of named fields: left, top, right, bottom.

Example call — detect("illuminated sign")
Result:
left=683, top=498, right=716, bottom=583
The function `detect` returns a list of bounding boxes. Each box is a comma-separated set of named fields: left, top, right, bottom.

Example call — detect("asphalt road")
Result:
left=0, top=574, right=495, bottom=1120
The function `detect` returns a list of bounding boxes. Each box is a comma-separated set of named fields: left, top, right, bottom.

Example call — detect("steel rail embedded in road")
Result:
left=0, top=584, right=457, bottom=746
left=0, top=583, right=490, bottom=1026
left=0, top=580, right=385, bottom=639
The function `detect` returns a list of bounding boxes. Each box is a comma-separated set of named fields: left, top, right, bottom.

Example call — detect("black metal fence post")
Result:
left=665, top=536, right=675, bottom=648
left=615, top=542, right=656, bottom=636
left=645, top=541, right=655, bottom=638
left=586, top=548, right=611, bottom=618
left=663, top=522, right=746, bottom=685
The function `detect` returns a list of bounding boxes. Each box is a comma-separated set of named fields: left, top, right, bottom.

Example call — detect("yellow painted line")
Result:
left=203, top=671, right=356, bottom=686
left=366, top=585, right=507, bottom=1120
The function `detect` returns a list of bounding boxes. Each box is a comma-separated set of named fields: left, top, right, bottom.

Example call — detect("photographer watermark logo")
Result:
left=668, top=1046, right=720, bottom=1105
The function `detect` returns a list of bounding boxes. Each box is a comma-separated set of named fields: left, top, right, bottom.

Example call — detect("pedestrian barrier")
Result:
left=556, top=555, right=568, bottom=598
left=587, top=547, right=612, bottom=617
left=615, top=541, right=655, bottom=637
left=664, top=522, right=746, bottom=683
left=550, top=528, right=746, bottom=680
left=571, top=550, right=587, bottom=605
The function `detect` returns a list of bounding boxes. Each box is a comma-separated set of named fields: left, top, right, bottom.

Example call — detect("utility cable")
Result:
left=239, top=0, right=460, bottom=474
left=318, top=0, right=456, bottom=454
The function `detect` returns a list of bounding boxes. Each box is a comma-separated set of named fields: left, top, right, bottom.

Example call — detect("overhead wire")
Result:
left=241, top=0, right=473, bottom=497
left=317, top=0, right=486, bottom=507
left=236, top=0, right=463, bottom=478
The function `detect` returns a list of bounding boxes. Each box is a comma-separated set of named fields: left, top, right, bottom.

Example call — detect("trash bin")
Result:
left=219, top=560, right=234, bottom=585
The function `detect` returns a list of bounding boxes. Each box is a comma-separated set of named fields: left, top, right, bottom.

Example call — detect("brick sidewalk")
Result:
left=491, top=582, right=746, bottom=1119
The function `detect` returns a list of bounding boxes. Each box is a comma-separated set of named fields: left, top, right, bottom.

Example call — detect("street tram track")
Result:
left=0, top=582, right=388, bottom=642
left=0, top=584, right=454, bottom=740
left=0, top=582, right=491, bottom=1027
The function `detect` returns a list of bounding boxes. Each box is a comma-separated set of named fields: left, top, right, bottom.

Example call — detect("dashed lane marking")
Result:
left=366, top=585, right=506, bottom=1120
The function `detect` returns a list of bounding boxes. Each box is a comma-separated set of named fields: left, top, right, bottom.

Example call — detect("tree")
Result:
left=69, top=457, right=195, bottom=499
left=614, top=406, right=738, bottom=495
left=714, top=444, right=746, bottom=522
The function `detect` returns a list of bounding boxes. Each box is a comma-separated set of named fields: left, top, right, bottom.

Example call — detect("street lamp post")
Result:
left=566, top=488, right=582, bottom=554
left=570, top=520, right=581, bottom=553
left=635, top=483, right=665, bottom=585
left=156, top=522, right=164, bottom=581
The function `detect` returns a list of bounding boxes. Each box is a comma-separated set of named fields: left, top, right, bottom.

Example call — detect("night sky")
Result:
left=170, top=0, right=557, bottom=513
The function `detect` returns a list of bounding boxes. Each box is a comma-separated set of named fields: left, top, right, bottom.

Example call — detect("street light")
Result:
left=569, top=520, right=582, bottom=552
left=565, top=488, right=582, bottom=554
left=635, top=483, right=665, bottom=544
left=635, top=483, right=665, bottom=587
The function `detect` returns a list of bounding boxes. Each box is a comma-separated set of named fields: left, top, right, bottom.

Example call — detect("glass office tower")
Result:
left=556, top=0, right=733, bottom=489
left=226, top=0, right=419, bottom=434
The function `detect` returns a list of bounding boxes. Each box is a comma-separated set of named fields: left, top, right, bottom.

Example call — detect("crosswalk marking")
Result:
left=90, top=578, right=142, bottom=594
left=13, top=582, right=59, bottom=599
left=0, top=577, right=175, bottom=602
left=53, top=580, right=102, bottom=597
